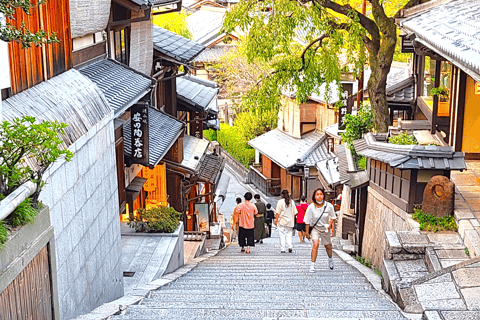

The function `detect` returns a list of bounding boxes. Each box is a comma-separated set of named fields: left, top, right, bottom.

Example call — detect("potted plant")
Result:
left=430, top=86, right=449, bottom=102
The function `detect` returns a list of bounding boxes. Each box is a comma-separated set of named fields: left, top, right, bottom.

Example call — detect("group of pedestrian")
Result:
left=232, top=187, right=336, bottom=272
left=231, top=192, right=273, bottom=254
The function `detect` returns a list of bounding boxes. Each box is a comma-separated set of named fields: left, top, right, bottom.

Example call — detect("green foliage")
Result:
left=356, top=157, right=366, bottom=170
left=203, top=129, right=217, bottom=141
left=393, top=34, right=410, bottom=63
left=0, top=116, right=73, bottom=207
left=0, top=0, right=59, bottom=48
left=234, top=108, right=278, bottom=142
left=355, top=255, right=372, bottom=268
left=216, top=123, right=255, bottom=167
left=340, top=104, right=374, bottom=157
left=465, top=247, right=470, bottom=256
left=222, top=0, right=415, bottom=130
left=412, top=208, right=458, bottom=232
left=152, top=11, right=192, bottom=39
left=430, top=86, right=450, bottom=101
left=0, top=220, right=8, bottom=250
left=129, top=206, right=181, bottom=233
left=6, top=197, right=37, bottom=228
left=388, top=131, right=418, bottom=145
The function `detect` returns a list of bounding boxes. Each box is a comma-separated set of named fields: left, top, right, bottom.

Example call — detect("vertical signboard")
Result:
left=191, top=111, right=203, bottom=139
left=131, top=104, right=149, bottom=166
left=194, top=203, right=210, bottom=232
left=338, top=83, right=354, bottom=131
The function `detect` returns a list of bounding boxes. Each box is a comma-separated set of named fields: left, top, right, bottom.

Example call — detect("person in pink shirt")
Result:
left=236, top=192, right=257, bottom=253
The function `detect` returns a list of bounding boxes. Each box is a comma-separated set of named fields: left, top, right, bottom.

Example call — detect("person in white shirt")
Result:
left=274, top=189, right=297, bottom=253
left=304, top=187, right=337, bottom=272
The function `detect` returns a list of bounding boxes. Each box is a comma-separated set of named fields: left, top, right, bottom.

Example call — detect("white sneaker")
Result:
left=309, top=265, right=315, bottom=273
left=328, top=259, right=334, bottom=270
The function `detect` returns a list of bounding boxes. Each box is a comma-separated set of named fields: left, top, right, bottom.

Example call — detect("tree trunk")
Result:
left=365, top=14, right=397, bottom=133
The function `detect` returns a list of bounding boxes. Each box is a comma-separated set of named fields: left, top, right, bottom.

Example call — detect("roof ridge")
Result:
left=301, top=131, right=327, bottom=162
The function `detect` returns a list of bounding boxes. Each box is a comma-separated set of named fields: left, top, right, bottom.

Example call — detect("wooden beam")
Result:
left=431, top=60, right=441, bottom=134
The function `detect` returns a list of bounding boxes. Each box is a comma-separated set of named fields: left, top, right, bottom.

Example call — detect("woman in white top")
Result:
left=304, top=187, right=337, bottom=272
left=274, top=189, right=297, bottom=253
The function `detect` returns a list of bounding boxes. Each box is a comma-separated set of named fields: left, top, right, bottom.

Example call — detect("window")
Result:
left=112, top=28, right=130, bottom=65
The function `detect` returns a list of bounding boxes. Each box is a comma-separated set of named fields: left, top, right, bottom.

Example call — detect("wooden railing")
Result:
left=248, top=166, right=281, bottom=196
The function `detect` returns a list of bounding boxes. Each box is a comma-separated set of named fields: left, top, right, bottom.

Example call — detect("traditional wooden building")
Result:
left=398, top=0, right=480, bottom=158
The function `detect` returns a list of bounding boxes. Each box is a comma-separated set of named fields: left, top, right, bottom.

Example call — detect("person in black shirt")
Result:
left=265, top=203, right=275, bottom=237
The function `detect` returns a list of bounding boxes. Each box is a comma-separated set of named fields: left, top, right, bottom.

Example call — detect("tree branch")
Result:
left=394, top=0, right=420, bottom=18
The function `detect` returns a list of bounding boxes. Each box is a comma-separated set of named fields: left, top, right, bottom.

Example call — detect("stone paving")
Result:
left=109, top=234, right=408, bottom=320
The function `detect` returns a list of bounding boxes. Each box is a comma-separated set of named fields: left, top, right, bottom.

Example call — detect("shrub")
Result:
left=341, top=104, right=374, bottom=157
left=203, top=129, right=217, bottom=141
left=129, top=206, right=181, bottom=233
left=216, top=123, right=255, bottom=167
left=356, top=157, right=366, bottom=170
left=412, top=208, right=457, bottom=232
left=388, top=131, right=418, bottom=145
left=6, top=198, right=38, bottom=228
left=0, top=221, right=8, bottom=250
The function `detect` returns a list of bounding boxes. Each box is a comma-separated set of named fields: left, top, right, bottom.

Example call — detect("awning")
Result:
left=152, top=25, right=205, bottom=64
left=124, top=108, right=185, bottom=168
left=2, top=68, right=111, bottom=148
left=79, top=59, right=155, bottom=117
left=176, top=75, right=218, bottom=113
left=197, top=153, right=225, bottom=187
left=336, top=145, right=369, bottom=189
left=182, top=135, right=210, bottom=171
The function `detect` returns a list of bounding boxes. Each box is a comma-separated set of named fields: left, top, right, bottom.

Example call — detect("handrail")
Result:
left=0, top=181, right=36, bottom=221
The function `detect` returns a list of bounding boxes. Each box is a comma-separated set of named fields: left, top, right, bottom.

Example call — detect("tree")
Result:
left=223, top=0, right=419, bottom=132
left=0, top=0, right=58, bottom=48
left=152, top=10, right=192, bottom=39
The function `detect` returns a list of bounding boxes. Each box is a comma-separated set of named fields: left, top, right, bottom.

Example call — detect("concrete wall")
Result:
left=39, top=113, right=123, bottom=320
left=69, top=0, right=110, bottom=38
left=130, top=20, right=153, bottom=76
left=361, top=186, right=417, bottom=268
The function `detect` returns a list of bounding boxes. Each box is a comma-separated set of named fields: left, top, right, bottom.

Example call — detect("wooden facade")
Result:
left=0, top=246, right=53, bottom=320
left=8, top=0, right=72, bottom=94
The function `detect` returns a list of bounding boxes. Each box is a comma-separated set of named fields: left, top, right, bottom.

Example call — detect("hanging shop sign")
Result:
left=142, top=167, right=157, bottom=192
left=131, top=104, right=149, bottom=166
left=475, top=82, right=480, bottom=95
left=192, top=111, right=203, bottom=139
left=338, top=83, right=354, bottom=131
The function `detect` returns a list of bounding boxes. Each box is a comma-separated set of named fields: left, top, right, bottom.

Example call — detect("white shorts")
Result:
left=311, top=228, right=331, bottom=245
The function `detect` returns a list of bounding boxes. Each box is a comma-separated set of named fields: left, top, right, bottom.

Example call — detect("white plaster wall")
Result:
left=130, top=20, right=153, bottom=75
left=39, top=113, right=123, bottom=320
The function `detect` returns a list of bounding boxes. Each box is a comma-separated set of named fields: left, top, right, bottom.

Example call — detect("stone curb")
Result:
left=71, top=249, right=224, bottom=320
left=333, top=249, right=422, bottom=320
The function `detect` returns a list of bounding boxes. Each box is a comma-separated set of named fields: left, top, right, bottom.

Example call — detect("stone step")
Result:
left=149, top=288, right=380, bottom=297
left=139, top=299, right=397, bottom=310
left=109, top=307, right=406, bottom=320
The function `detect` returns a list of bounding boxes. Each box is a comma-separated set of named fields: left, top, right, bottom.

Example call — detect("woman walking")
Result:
left=305, top=187, right=337, bottom=272
left=231, top=197, right=242, bottom=242
left=274, top=189, right=297, bottom=253
left=254, top=194, right=267, bottom=243
left=237, top=192, right=257, bottom=253
left=295, top=196, right=309, bottom=243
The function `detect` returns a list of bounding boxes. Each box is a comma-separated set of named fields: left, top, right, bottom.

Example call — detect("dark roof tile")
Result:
left=152, top=25, right=205, bottom=63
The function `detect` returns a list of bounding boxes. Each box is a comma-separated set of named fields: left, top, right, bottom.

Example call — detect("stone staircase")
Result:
left=109, top=236, right=407, bottom=320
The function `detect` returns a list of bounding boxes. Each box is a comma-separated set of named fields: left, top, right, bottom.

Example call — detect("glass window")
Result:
left=114, top=28, right=130, bottom=65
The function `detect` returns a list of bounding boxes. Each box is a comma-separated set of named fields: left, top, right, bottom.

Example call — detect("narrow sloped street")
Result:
left=110, top=233, right=407, bottom=320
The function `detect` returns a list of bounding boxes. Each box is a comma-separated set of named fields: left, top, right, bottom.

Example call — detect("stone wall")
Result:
left=69, top=0, right=111, bottom=38
left=130, top=20, right=153, bottom=76
left=361, top=186, right=418, bottom=268
left=39, top=113, right=123, bottom=320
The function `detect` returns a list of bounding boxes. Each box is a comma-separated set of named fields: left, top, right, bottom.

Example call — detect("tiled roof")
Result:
left=197, top=153, right=225, bottom=185
left=353, top=133, right=466, bottom=170
left=400, top=0, right=480, bottom=82
left=124, top=108, right=185, bottom=168
left=152, top=25, right=205, bottom=63
left=336, top=145, right=369, bottom=189
left=187, top=10, right=225, bottom=45
left=79, top=59, right=154, bottom=116
left=249, top=129, right=333, bottom=169
left=176, top=75, right=218, bottom=111
left=387, top=76, right=415, bottom=104
left=2, top=69, right=110, bottom=148
left=130, top=0, right=181, bottom=8
left=182, top=135, right=210, bottom=170
left=193, top=44, right=234, bottom=62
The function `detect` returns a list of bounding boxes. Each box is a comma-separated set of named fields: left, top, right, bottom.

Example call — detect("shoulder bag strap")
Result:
left=310, top=205, right=327, bottom=232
